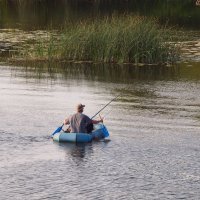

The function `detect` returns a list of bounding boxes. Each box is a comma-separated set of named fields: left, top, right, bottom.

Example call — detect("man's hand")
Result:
left=99, top=114, right=104, bottom=123
left=63, top=118, right=69, bottom=125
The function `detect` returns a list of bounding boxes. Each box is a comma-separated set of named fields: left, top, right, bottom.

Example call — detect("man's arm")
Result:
left=92, top=119, right=103, bottom=124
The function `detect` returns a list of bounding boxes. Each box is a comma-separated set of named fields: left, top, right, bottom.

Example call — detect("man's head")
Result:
left=76, top=103, right=85, bottom=113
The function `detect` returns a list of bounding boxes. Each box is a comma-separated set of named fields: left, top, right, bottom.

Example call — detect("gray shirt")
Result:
left=68, top=113, right=92, bottom=133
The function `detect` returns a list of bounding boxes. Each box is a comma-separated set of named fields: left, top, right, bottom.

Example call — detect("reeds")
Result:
left=20, top=16, right=180, bottom=64
left=60, top=16, right=179, bottom=64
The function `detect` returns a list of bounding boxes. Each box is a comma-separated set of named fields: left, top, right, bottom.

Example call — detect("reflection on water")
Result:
left=57, top=139, right=110, bottom=159
left=6, top=61, right=200, bottom=83
left=58, top=142, right=93, bottom=159
left=0, top=62, right=200, bottom=200
left=8, top=62, right=182, bottom=82
left=181, top=40, right=200, bottom=62
left=0, top=0, right=200, bottom=30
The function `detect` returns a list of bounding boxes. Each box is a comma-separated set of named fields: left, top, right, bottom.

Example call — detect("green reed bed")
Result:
left=60, top=16, right=179, bottom=64
left=19, top=16, right=180, bottom=65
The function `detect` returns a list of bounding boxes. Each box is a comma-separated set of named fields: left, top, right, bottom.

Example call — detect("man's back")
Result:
left=69, top=113, right=91, bottom=133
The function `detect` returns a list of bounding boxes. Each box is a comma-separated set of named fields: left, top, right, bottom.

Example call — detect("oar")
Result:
left=51, top=124, right=64, bottom=137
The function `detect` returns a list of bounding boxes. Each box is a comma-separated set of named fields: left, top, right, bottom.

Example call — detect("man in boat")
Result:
left=63, top=103, right=103, bottom=133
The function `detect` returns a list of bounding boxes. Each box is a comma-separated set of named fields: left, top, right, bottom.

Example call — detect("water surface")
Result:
left=0, top=62, right=200, bottom=199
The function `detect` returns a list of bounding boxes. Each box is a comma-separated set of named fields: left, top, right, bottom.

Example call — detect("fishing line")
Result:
left=91, top=84, right=132, bottom=119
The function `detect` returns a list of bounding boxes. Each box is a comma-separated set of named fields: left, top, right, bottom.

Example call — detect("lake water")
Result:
left=0, top=62, right=200, bottom=199
left=0, top=0, right=200, bottom=199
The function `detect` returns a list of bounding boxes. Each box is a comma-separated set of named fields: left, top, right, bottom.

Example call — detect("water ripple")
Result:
left=1, top=64, right=200, bottom=199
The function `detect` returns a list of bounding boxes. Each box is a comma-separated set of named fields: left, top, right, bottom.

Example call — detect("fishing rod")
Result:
left=100, top=109, right=113, bottom=120
left=91, top=83, right=132, bottom=119
left=52, top=87, right=128, bottom=136
left=91, top=93, right=122, bottom=119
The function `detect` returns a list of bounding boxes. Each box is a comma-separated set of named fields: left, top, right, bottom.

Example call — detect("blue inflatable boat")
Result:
left=53, top=124, right=109, bottom=143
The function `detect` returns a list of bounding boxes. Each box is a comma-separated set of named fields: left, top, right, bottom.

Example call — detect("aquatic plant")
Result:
left=9, top=15, right=180, bottom=65
left=60, top=16, right=180, bottom=64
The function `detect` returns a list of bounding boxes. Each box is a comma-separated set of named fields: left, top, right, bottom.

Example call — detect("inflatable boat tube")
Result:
left=53, top=124, right=109, bottom=143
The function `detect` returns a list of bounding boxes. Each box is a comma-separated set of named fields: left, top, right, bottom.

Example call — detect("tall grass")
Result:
left=18, top=16, right=179, bottom=64
left=60, top=16, right=179, bottom=64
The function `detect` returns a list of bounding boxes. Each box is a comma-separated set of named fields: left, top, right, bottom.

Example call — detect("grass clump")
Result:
left=60, top=16, right=179, bottom=65
left=12, top=16, right=180, bottom=65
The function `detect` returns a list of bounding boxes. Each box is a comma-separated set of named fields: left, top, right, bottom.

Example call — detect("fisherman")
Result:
left=64, top=103, right=103, bottom=133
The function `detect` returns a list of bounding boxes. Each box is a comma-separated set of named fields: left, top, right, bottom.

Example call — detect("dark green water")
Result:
left=0, top=0, right=200, bottom=30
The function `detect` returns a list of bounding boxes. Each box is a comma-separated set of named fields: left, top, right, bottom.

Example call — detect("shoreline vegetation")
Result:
left=1, top=16, right=181, bottom=65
